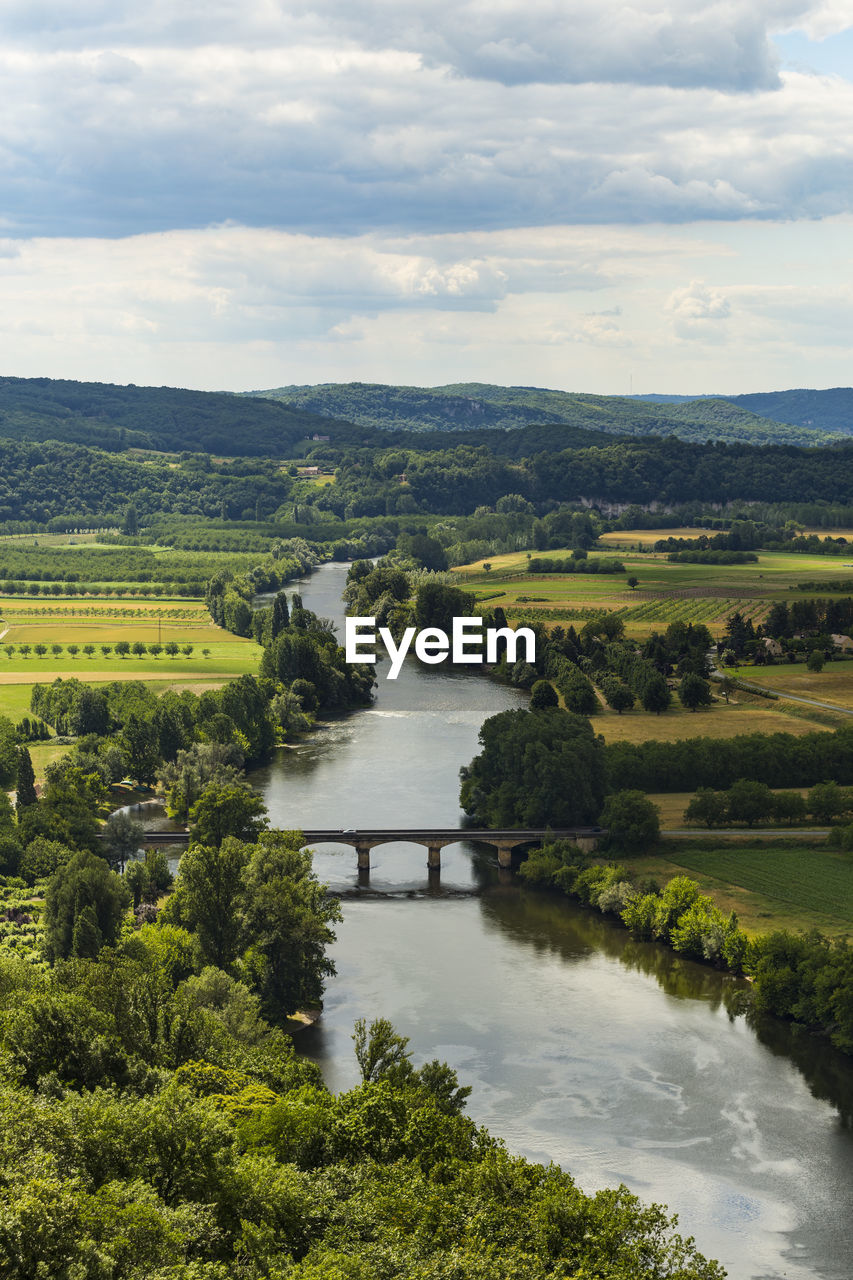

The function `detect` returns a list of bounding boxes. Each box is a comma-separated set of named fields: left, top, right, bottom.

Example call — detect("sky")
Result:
left=0, top=0, right=851, bottom=396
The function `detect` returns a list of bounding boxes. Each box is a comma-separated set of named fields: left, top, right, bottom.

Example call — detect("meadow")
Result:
left=729, top=659, right=853, bottom=711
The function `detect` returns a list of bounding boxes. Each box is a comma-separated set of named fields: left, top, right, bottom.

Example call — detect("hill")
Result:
left=0, top=375, right=360, bottom=456
left=249, top=381, right=836, bottom=447
left=727, top=387, right=853, bottom=435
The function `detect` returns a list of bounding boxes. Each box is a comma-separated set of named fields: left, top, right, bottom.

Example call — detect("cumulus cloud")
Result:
left=2, top=1, right=842, bottom=89
left=0, top=2, right=845, bottom=237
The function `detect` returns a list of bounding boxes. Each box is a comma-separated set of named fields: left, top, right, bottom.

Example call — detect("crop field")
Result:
left=664, top=844, right=853, bottom=933
left=457, top=541, right=853, bottom=638
left=598, top=527, right=710, bottom=548
left=627, top=844, right=853, bottom=936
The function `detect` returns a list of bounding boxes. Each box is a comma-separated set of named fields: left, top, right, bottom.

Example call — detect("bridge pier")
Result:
left=427, top=844, right=442, bottom=870
left=356, top=843, right=372, bottom=871
left=496, top=842, right=515, bottom=869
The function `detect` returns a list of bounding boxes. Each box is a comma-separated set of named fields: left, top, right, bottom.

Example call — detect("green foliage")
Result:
left=102, top=811, right=145, bottom=871
left=19, top=838, right=73, bottom=886
left=0, top=717, right=18, bottom=788
left=188, top=783, right=268, bottom=848
left=162, top=838, right=251, bottom=969
left=15, top=747, right=37, bottom=811
left=600, top=790, right=660, bottom=854
left=240, top=832, right=342, bottom=1022
left=605, top=722, right=853, bottom=794
left=529, top=679, right=557, bottom=709
left=678, top=672, right=712, bottom=712
left=43, top=851, right=130, bottom=962
left=460, top=707, right=606, bottom=827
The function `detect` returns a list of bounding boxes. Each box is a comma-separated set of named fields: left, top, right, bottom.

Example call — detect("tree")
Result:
left=19, top=837, right=73, bottom=884
left=679, top=673, right=712, bottom=712
left=43, top=850, right=130, bottom=961
left=15, top=746, right=37, bottom=812
left=725, top=779, right=774, bottom=826
left=240, top=830, right=342, bottom=1020
left=122, top=503, right=139, bottom=536
left=716, top=673, right=736, bottom=704
left=684, top=788, right=728, bottom=828
left=773, top=791, right=808, bottom=825
left=271, top=591, right=290, bottom=640
left=125, top=859, right=147, bottom=909
left=808, top=780, right=845, bottom=824
left=627, top=576, right=639, bottom=589
left=641, top=672, right=671, bottom=715
left=603, top=681, right=635, bottom=714
left=189, top=782, right=268, bottom=847
left=353, top=1017, right=414, bottom=1085
left=162, top=836, right=250, bottom=968
left=460, top=707, right=606, bottom=827
left=600, top=790, right=660, bottom=854
left=0, top=716, right=17, bottom=787
left=102, top=810, right=145, bottom=872
left=807, top=649, right=825, bottom=673
left=115, top=640, right=130, bottom=658
left=529, top=680, right=558, bottom=709
left=164, top=641, right=180, bottom=657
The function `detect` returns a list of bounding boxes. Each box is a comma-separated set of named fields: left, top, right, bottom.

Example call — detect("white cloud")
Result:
left=0, top=218, right=847, bottom=394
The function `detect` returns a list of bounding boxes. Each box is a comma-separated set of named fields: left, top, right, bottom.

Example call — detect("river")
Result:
left=251, top=563, right=853, bottom=1280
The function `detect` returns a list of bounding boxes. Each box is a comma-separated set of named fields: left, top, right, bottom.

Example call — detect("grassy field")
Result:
left=628, top=843, right=853, bottom=936
left=730, top=660, right=853, bottom=710
left=598, top=527, right=709, bottom=548
left=589, top=695, right=832, bottom=743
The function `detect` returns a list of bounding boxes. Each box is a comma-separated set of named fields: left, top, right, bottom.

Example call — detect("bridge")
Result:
left=138, top=826, right=604, bottom=869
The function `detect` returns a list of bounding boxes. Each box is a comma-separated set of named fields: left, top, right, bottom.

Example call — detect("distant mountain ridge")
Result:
left=249, top=381, right=845, bottom=448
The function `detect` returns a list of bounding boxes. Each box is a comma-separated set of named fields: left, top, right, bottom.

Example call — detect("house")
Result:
left=831, top=633, right=853, bottom=652
left=761, top=638, right=783, bottom=656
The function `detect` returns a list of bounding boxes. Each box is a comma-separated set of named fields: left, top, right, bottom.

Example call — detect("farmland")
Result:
left=456, top=543, right=853, bottom=639
left=628, top=843, right=853, bottom=937
left=0, top=560, right=264, bottom=725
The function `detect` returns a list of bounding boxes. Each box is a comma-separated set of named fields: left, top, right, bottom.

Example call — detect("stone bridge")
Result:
left=138, top=826, right=604, bottom=869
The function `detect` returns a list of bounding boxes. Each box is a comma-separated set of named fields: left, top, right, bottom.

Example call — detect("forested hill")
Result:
left=0, top=375, right=364, bottom=456
left=727, top=387, right=853, bottom=435
left=248, top=381, right=838, bottom=447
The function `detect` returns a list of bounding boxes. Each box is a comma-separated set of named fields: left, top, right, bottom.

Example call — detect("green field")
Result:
left=456, top=541, right=853, bottom=639
left=628, top=843, right=853, bottom=936
left=665, top=844, right=853, bottom=934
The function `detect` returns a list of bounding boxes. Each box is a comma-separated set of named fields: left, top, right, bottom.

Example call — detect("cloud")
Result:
left=0, top=2, right=845, bottom=238
left=0, top=217, right=847, bottom=396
